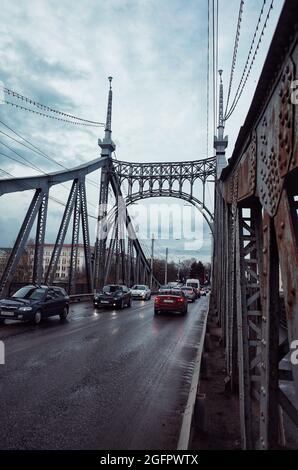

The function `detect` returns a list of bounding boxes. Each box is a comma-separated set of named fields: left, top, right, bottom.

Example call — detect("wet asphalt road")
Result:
left=0, top=297, right=208, bottom=450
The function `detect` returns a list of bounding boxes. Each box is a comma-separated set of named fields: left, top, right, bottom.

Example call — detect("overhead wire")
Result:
left=0, top=119, right=101, bottom=198
left=0, top=139, right=98, bottom=210
left=0, top=86, right=105, bottom=127
left=224, top=0, right=274, bottom=120
left=206, top=0, right=210, bottom=158
left=224, top=0, right=245, bottom=117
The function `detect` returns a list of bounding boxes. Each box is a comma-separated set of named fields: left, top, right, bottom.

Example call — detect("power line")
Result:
left=0, top=136, right=99, bottom=210
left=224, top=0, right=245, bottom=117
left=0, top=119, right=100, bottom=190
left=212, top=0, right=219, bottom=137
left=1, top=98, right=104, bottom=128
left=1, top=86, right=105, bottom=127
left=206, top=0, right=210, bottom=158
left=225, top=0, right=274, bottom=121
left=215, top=0, right=218, bottom=130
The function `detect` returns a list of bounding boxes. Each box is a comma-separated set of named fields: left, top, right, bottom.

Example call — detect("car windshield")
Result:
left=102, top=285, right=122, bottom=293
left=132, top=285, right=146, bottom=290
left=160, top=289, right=183, bottom=296
left=12, top=287, right=46, bottom=300
left=182, top=287, right=193, bottom=291
left=187, top=283, right=198, bottom=288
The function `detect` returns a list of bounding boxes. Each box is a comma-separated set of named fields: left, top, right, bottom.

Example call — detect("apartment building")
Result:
left=27, top=243, right=86, bottom=280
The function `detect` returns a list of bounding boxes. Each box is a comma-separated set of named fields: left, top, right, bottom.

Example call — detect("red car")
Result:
left=154, top=289, right=188, bottom=316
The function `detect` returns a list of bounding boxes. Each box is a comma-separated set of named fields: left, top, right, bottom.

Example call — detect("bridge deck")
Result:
left=0, top=298, right=208, bottom=450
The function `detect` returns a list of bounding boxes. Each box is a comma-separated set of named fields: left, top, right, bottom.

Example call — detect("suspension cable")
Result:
left=225, top=0, right=274, bottom=121
left=0, top=86, right=105, bottom=127
left=206, top=0, right=210, bottom=158
left=224, top=0, right=245, bottom=117
left=0, top=119, right=100, bottom=190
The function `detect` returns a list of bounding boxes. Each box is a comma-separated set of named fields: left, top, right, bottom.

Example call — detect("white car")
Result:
left=131, top=284, right=151, bottom=300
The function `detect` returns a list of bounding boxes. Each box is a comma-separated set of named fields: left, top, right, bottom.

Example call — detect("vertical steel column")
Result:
left=235, top=207, right=253, bottom=450
left=135, top=253, right=140, bottom=284
left=68, top=182, right=81, bottom=294
left=150, top=234, right=154, bottom=289
left=259, top=212, right=280, bottom=449
left=32, top=191, right=48, bottom=285
left=94, top=163, right=110, bottom=290
left=104, top=222, right=117, bottom=286
left=45, top=180, right=79, bottom=285
left=114, top=214, right=120, bottom=284
left=127, top=238, right=133, bottom=287
left=80, top=180, right=92, bottom=292
left=236, top=203, right=263, bottom=449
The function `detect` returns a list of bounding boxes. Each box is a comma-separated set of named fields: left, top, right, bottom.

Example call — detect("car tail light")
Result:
left=155, top=297, right=161, bottom=303
left=177, top=297, right=184, bottom=302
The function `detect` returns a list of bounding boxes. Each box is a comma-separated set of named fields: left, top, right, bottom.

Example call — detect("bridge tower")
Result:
left=214, top=70, right=228, bottom=178
left=94, top=77, right=116, bottom=291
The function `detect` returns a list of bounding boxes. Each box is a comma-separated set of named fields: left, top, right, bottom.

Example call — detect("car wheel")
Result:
left=154, top=309, right=160, bottom=315
left=120, top=299, right=125, bottom=310
left=0, top=318, right=5, bottom=324
left=59, top=306, right=69, bottom=321
left=127, top=298, right=132, bottom=307
left=32, top=310, right=42, bottom=325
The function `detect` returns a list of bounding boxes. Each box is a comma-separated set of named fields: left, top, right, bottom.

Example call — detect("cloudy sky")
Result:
left=0, top=0, right=284, bottom=263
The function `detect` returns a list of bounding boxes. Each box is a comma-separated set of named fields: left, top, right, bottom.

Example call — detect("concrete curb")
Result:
left=177, top=296, right=210, bottom=450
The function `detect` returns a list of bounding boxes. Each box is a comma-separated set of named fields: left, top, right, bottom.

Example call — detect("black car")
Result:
left=0, top=285, right=70, bottom=325
left=94, top=284, right=132, bottom=309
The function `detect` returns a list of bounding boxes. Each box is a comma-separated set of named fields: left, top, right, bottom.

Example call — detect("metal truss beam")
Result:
left=80, top=181, right=92, bottom=292
left=45, top=180, right=79, bottom=285
left=0, top=188, right=46, bottom=297
left=0, top=157, right=108, bottom=196
left=32, top=192, right=48, bottom=285
left=68, top=183, right=81, bottom=294
left=213, top=3, right=298, bottom=449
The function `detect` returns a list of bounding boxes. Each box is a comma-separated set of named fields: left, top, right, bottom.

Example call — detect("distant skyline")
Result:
left=0, top=0, right=285, bottom=262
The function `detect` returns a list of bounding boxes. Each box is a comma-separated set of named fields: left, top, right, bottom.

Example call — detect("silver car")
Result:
left=130, top=284, right=151, bottom=300
left=181, top=286, right=196, bottom=302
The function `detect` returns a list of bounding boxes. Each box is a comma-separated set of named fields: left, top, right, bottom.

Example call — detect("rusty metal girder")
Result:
left=215, top=2, right=298, bottom=450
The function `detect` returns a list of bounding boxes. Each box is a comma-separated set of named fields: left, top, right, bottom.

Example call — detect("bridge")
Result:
left=0, top=0, right=297, bottom=451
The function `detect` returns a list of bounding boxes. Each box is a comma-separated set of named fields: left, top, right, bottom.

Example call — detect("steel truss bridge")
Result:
left=0, top=80, right=216, bottom=297
left=0, top=0, right=297, bottom=450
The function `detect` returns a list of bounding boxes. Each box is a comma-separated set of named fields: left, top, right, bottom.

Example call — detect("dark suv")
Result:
left=0, top=285, right=70, bottom=325
left=94, top=284, right=132, bottom=309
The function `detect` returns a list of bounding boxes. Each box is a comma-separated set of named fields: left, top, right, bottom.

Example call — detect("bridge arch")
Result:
left=108, top=188, right=214, bottom=235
